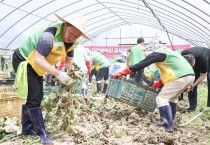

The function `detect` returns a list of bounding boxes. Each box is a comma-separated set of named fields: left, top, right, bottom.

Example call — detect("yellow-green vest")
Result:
left=155, top=47, right=194, bottom=84
left=19, top=24, right=75, bottom=76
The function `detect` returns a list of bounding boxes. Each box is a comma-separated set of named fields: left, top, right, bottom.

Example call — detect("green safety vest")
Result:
left=90, top=52, right=110, bottom=70
left=129, top=45, right=145, bottom=66
left=19, top=23, right=75, bottom=76
left=155, top=47, right=194, bottom=84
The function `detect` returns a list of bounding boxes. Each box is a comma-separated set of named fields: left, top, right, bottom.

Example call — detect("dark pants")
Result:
left=188, top=67, right=210, bottom=108
left=96, top=67, right=109, bottom=81
left=207, top=69, right=210, bottom=107
left=12, top=49, right=43, bottom=107
left=5, top=64, right=8, bottom=70
left=143, top=74, right=154, bottom=87
left=89, top=68, right=97, bottom=82
left=179, top=92, right=184, bottom=100
left=130, top=69, right=144, bottom=84
left=1, top=57, right=5, bottom=71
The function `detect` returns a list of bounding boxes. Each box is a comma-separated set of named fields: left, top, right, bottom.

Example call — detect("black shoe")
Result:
left=185, top=107, right=196, bottom=112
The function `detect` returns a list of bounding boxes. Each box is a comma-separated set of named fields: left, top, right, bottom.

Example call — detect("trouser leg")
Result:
left=102, top=83, right=108, bottom=94
left=96, top=83, right=102, bottom=93
left=207, top=70, right=210, bottom=107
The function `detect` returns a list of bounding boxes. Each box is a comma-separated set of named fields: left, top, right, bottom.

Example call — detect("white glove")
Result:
left=56, top=71, right=71, bottom=85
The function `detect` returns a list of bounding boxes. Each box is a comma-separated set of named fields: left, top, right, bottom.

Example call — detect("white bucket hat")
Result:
left=54, top=13, right=90, bottom=40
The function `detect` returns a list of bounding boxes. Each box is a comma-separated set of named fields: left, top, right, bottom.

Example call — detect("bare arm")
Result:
left=185, top=72, right=207, bottom=93
left=66, top=56, right=74, bottom=71
left=34, top=50, right=59, bottom=76
left=192, top=73, right=207, bottom=88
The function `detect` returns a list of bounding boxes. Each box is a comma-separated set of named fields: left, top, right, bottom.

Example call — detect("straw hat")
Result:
left=54, top=13, right=90, bottom=40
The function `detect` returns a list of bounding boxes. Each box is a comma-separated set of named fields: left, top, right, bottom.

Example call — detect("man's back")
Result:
left=129, top=45, right=145, bottom=65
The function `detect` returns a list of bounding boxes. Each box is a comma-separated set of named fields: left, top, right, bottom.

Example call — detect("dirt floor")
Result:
left=0, top=84, right=210, bottom=145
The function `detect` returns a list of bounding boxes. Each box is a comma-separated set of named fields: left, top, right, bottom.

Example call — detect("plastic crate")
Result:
left=106, top=78, right=158, bottom=112
left=106, top=77, right=124, bottom=99
left=0, top=94, right=23, bottom=118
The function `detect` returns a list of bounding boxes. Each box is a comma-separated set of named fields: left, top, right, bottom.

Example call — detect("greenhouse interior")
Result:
left=0, top=0, right=210, bottom=144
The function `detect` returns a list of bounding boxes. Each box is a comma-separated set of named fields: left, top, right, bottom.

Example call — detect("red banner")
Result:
left=85, top=44, right=190, bottom=59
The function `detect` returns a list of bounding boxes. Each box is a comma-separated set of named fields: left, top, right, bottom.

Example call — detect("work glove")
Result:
left=57, top=60, right=65, bottom=70
left=113, top=68, right=133, bottom=80
left=85, top=60, right=91, bottom=75
left=56, top=71, right=71, bottom=85
left=152, top=79, right=163, bottom=90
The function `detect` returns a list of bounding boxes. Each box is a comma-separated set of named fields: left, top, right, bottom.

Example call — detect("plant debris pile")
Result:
left=0, top=79, right=210, bottom=144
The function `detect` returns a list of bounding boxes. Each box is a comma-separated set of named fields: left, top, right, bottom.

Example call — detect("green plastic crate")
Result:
left=106, top=77, right=124, bottom=99
left=106, top=77, right=158, bottom=112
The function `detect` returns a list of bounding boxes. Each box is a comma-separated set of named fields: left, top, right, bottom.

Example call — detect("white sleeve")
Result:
left=83, top=47, right=90, bottom=61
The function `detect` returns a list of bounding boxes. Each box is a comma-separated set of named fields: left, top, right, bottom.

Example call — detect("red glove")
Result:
left=152, top=79, right=163, bottom=90
left=57, top=60, right=65, bottom=70
left=69, top=69, right=74, bottom=73
left=85, top=60, right=91, bottom=75
left=113, top=68, right=133, bottom=80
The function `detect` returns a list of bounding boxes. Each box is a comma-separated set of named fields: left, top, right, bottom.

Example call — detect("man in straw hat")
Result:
left=12, top=13, right=90, bottom=144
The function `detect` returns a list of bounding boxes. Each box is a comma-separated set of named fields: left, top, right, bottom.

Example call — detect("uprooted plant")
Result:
left=42, top=67, right=85, bottom=134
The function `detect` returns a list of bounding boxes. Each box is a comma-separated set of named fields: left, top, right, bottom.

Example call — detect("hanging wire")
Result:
left=141, top=0, right=175, bottom=50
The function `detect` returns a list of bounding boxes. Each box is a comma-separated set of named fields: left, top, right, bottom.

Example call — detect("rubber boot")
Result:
left=159, top=105, right=173, bottom=133
left=161, top=102, right=176, bottom=129
left=96, top=83, right=102, bottom=93
left=21, top=104, right=36, bottom=135
left=102, top=84, right=108, bottom=94
left=28, top=107, right=53, bottom=144
left=169, top=102, right=177, bottom=120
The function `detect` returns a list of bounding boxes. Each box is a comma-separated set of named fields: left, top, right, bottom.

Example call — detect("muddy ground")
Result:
left=0, top=84, right=210, bottom=145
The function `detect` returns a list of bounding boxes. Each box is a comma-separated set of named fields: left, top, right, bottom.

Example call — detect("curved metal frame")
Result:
left=83, top=23, right=199, bottom=46
left=150, top=0, right=210, bottom=39
left=0, top=0, right=55, bottom=37
left=0, top=0, right=209, bottom=48
left=4, top=1, right=97, bottom=47
left=86, top=13, right=203, bottom=46
left=83, top=0, right=209, bottom=46
left=109, top=9, right=207, bottom=42
left=82, top=20, right=201, bottom=46
left=102, top=1, right=210, bottom=40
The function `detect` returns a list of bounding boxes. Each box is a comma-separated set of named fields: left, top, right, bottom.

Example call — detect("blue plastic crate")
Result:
left=106, top=77, right=158, bottom=112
